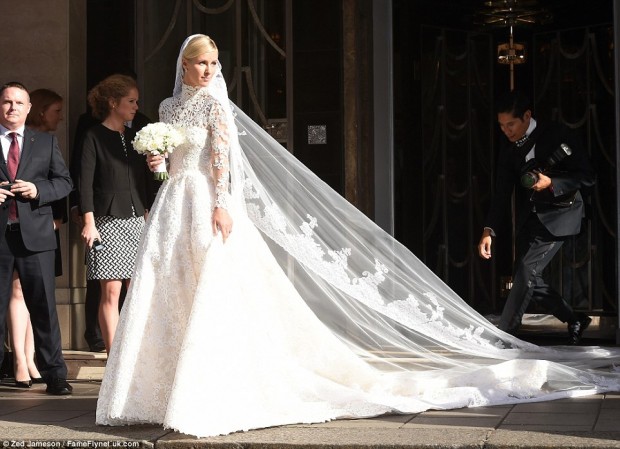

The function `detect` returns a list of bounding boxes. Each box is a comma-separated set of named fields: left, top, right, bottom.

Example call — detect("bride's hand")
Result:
left=146, top=154, right=165, bottom=172
left=212, top=207, right=233, bottom=242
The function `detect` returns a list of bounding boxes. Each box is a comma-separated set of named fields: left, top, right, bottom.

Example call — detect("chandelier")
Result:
left=474, top=0, right=553, bottom=89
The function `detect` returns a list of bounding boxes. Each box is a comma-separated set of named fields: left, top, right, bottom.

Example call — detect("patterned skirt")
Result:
left=86, top=214, right=145, bottom=280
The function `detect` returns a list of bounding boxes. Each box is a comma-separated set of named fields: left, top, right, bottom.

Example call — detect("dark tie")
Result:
left=7, top=132, right=19, bottom=220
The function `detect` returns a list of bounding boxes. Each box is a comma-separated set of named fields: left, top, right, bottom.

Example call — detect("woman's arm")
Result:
left=79, top=132, right=97, bottom=216
left=207, top=99, right=233, bottom=242
left=78, top=132, right=100, bottom=248
left=81, top=211, right=101, bottom=249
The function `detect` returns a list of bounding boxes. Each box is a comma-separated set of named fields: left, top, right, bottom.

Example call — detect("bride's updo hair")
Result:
left=88, top=74, right=138, bottom=120
left=183, top=34, right=218, bottom=60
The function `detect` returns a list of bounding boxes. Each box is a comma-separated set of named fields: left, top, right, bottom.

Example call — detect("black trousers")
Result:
left=0, top=227, right=67, bottom=379
left=498, top=214, right=577, bottom=334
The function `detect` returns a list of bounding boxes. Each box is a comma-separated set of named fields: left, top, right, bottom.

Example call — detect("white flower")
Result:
left=132, top=122, right=185, bottom=156
left=132, top=122, right=185, bottom=181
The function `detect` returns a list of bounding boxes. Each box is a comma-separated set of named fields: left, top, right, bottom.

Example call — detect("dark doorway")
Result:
left=86, top=0, right=136, bottom=90
left=392, top=0, right=616, bottom=336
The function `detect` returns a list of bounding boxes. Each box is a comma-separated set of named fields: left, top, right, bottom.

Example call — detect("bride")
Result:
left=96, top=34, right=620, bottom=438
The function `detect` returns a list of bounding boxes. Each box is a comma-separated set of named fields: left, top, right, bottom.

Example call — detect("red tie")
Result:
left=7, top=132, right=19, bottom=220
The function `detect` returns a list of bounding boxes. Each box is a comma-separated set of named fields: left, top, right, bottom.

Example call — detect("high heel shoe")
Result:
left=31, top=377, right=45, bottom=384
left=15, top=379, right=33, bottom=388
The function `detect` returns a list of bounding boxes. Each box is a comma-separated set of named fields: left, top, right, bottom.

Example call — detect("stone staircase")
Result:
left=0, top=350, right=106, bottom=382
left=65, top=350, right=107, bottom=380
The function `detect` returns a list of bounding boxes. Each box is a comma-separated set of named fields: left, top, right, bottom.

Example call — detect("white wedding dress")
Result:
left=95, top=84, right=433, bottom=436
left=97, top=40, right=620, bottom=438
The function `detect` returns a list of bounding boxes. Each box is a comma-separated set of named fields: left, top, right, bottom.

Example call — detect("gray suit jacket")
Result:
left=0, top=128, right=73, bottom=252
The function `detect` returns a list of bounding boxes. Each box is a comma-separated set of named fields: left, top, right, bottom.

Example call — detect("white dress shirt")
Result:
left=0, top=124, right=25, bottom=163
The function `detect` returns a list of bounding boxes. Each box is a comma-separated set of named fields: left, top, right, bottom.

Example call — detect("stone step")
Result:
left=0, top=350, right=106, bottom=382
left=65, top=350, right=107, bottom=381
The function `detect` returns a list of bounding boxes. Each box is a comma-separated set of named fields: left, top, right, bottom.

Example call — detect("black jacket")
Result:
left=79, top=124, right=154, bottom=217
left=484, top=120, right=595, bottom=238
left=70, top=110, right=152, bottom=210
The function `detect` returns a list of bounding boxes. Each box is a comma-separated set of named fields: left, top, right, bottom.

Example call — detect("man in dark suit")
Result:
left=0, top=82, right=73, bottom=394
left=478, top=90, right=595, bottom=344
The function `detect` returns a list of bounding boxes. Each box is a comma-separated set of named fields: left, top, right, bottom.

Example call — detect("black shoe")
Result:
left=567, top=313, right=592, bottom=345
left=14, top=379, right=32, bottom=388
left=31, top=377, right=45, bottom=384
left=88, top=341, right=106, bottom=353
left=46, top=378, right=73, bottom=395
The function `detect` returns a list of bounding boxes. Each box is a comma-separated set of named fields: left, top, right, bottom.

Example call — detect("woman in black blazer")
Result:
left=79, top=74, right=154, bottom=353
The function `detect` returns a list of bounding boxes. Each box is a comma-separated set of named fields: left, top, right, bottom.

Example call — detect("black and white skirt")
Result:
left=86, top=214, right=145, bottom=280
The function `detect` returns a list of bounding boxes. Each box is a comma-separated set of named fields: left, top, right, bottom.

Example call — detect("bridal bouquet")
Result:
left=132, top=122, right=184, bottom=181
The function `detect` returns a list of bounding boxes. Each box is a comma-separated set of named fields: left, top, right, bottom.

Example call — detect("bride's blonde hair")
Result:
left=183, top=34, right=218, bottom=60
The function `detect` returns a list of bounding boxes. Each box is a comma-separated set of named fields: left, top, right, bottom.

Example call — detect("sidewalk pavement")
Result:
left=1, top=376, right=620, bottom=448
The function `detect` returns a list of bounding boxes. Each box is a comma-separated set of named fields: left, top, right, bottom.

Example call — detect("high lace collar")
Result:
left=179, top=83, right=207, bottom=102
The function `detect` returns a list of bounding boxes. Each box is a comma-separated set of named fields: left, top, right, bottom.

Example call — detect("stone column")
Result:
left=342, top=0, right=375, bottom=218
left=0, top=0, right=87, bottom=349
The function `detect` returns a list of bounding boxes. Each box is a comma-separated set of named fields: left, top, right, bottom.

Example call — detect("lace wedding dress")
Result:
left=97, top=34, right=620, bottom=439
left=95, top=84, right=421, bottom=436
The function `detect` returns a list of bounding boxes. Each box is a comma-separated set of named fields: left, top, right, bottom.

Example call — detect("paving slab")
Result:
left=157, top=426, right=493, bottom=449
left=487, top=430, right=620, bottom=449
left=1, top=377, right=620, bottom=448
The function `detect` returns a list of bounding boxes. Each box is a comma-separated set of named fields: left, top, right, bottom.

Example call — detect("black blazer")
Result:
left=0, top=128, right=73, bottom=251
left=79, top=124, right=154, bottom=217
left=484, top=121, right=595, bottom=238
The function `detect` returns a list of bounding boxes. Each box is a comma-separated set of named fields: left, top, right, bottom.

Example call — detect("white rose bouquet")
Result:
left=132, top=122, right=185, bottom=181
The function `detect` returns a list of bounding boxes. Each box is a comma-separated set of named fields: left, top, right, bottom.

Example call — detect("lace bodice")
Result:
left=158, top=84, right=231, bottom=209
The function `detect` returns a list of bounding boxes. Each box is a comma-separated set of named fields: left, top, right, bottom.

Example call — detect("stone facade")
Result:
left=0, top=0, right=87, bottom=349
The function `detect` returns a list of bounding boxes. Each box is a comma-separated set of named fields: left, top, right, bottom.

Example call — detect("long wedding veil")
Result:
left=179, top=34, right=620, bottom=408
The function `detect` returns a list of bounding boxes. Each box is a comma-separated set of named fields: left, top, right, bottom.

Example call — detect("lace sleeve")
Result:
left=207, top=98, right=231, bottom=210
